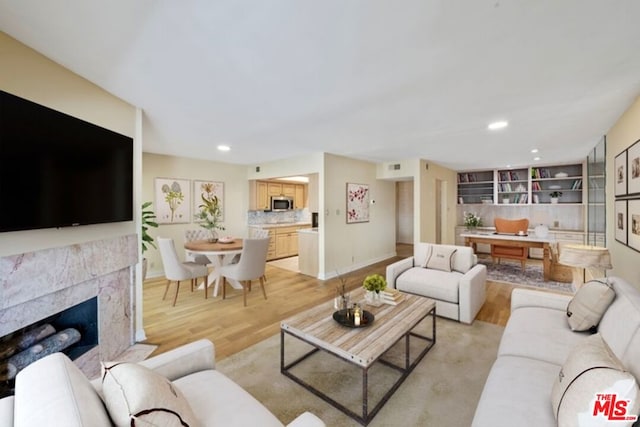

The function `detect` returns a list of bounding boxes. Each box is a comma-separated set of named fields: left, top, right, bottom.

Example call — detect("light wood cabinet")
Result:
left=268, top=182, right=283, bottom=196
left=282, top=183, right=295, bottom=197
left=256, top=181, right=268, bottom=210
left=252, top=224, right=310, bottom=260
left=294, top=184, right=305, bottom=209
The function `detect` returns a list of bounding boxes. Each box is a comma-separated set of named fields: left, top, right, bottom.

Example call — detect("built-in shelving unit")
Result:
left=497, top=167, right=528, bottom=204
left=456, top=162, right=585, bottom=205
left=456, top=170, right=494, bottom=204
left=531, top=163, right=583, bottom=204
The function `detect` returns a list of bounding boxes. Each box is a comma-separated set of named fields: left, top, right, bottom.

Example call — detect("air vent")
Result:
left=388, top=163, right=401, bottom=171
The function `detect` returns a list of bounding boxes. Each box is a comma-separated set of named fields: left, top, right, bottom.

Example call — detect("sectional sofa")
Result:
left=0, top=339, right=324, bottom=427
left=472, top=276, right=640, bottom=426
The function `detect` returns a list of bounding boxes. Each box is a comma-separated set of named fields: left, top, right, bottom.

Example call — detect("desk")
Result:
left=184, top=239, right=243, bottom=297
left=460, top=233, right=554, bottom=281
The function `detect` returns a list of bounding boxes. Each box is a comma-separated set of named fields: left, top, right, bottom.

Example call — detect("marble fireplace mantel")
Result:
left=0, top=234, right=138, bottom=369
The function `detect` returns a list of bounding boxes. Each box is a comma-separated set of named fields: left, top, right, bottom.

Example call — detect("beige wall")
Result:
left=0, top=32, right=137, bottom=257
left=322, top=153, right=396, bottom=278
left=606, top=95, right=640, bottom=286
left=142, top=153, right=249, bottom=277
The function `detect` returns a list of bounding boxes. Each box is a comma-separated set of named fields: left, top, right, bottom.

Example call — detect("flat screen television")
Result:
left=0, top=90, right=133, bottom=232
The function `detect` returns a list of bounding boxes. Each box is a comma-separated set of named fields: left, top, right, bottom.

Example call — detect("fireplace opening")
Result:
left=0, top=297, right=98, bottom=398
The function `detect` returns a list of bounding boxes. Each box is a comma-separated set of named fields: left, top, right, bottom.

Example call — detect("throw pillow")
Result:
left=425, top=247, right=457, bottom=272
left=566, top=279, right=615, bottom=332
left=550, top=333, right=640, bottom=426
left=101, top=362, right=200, bottom=427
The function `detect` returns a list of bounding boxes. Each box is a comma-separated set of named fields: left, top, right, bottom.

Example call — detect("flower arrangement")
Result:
left=362, top=274, right=387, bottom=293
left=463, top=212, right=482, bottom=228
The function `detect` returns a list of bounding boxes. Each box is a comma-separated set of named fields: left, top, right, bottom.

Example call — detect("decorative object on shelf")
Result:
left=559, top=244, right=612, bottom=290
left=141, top=201, right=159, bottom=281
left=154, top=178, right=190, bottom=224
left=502, top=197, right=510, bottom=204
left=346, top=182, right=370, bottom=224
left=554, top=172, right=569, bottom=178
left=194, top=190, right=225, bottom=242
left=532, top=212, right=550, bottom=238
left=549, top=185, right=561, bottom=190
left=550, top=191, right=562, bottom=204
left=363, top=274, right=387, bottom=307
left=463, top=211, right=482, bottom=231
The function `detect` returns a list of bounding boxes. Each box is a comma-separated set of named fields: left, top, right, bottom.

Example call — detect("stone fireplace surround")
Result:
left=0, top=234, right=138, bottom=377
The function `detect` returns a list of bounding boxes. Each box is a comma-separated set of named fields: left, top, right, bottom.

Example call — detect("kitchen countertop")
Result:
left=298, top=228, right=318, bottom=234
left=248, top=222, right=312, bottom=229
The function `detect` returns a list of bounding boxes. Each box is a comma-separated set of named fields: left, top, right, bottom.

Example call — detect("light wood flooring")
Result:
left=142, top=244, right=520, bottom=360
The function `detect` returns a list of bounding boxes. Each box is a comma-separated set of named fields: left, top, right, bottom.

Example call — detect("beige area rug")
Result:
left=217, top=318, right=503, bottom=426
left=268, top=256, right=300, bottom=273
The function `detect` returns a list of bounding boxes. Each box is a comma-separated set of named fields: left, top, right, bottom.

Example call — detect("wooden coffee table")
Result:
left=280, top=288, right=436, bottom=425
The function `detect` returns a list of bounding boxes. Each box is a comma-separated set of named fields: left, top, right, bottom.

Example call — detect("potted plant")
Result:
left=141, top=201, right=158, bottom=281
left=463, top=211, right=482, bottom=231
left=194, top=190, right=225, bottom=242
left=549, top=191, right=562, bottom=204
left=363, top=273, right=387, bottom=306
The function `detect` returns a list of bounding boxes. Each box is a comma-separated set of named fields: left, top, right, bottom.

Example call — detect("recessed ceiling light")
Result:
left=488, top=121, right=508, bottom=130
left=533, top=157, right=541, bottom=161
left=531, top=148, right=539, bottom=153
left=217, top=145, right=230, bottom=152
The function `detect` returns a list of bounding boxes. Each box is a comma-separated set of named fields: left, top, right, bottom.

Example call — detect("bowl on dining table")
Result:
left=218, top=236, right=234, bottom=244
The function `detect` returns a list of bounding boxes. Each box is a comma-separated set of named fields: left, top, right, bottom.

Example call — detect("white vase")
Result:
left=534, top=224, right=549, bottom=238
left=550, top=198, right=559, bottom=204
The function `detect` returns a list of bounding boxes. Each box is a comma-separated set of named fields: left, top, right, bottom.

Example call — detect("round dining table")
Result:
left=184, top=239, right=243, bottom=297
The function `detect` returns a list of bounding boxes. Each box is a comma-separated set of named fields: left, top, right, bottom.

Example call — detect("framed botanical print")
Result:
left=615, top=150, right=627, bottom=197
left=154, top=178, right=190, bottom=224
left=615, top=200, right=627, bottom=245
left=627, top=139, right=640, bottom=196
left=193, top=180, right=224, bottom=222
left=346, top=183, right=370, bottom=224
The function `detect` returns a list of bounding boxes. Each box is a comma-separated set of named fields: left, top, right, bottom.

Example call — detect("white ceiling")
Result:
left=2, top=1, right=640, bottom=170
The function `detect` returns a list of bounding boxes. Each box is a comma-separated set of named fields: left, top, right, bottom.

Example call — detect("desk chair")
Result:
left=158, top=237, right=209, bottom=306
left=219, top=238, right=270, bottom=306
left=492, top=218, right=530, bottom=271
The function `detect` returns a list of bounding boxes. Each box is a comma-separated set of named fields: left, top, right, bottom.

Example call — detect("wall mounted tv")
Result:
left=0, top=90, right=133, bottom=232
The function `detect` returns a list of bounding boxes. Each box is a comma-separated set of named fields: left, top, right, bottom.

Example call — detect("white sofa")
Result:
left=386, top=243, right=487, bottom=324
left=472, top=276, right=640, bottom=426
left=0, top=339, right=324, bottom=427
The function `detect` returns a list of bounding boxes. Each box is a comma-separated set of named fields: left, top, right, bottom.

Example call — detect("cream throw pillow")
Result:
left=101, top=362, right=200, bottom=427
left=566, top=279, right=615, bottom=332
left=551, top=333, right=639, bottom=426
left=425, top=247, right=457, bottom=272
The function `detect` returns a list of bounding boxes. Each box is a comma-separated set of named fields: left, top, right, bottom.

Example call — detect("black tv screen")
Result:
left=0, top=90, right=133, bottom=232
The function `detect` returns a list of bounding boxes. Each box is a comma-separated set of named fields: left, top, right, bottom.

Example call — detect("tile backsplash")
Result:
left=248, top=208, right=311, bottom=225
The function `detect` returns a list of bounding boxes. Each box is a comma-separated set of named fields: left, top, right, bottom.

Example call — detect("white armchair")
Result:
left=386, top=243, right=486, bottom=324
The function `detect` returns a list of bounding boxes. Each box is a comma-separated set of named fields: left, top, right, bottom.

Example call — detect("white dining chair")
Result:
left=157, top=237, right=209, bottom=306
left=219, top=237, right=270, bottom=306
left=184, top=229, right=212, bottom=266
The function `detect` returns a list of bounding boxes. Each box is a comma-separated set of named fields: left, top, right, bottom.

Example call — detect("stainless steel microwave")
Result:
left=270, top=196, right=294, bottom=211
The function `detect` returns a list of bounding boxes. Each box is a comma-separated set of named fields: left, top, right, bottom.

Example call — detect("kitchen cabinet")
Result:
left=295, top=184, right=305, bottom=209
left=250, top=224, right=310, bottom=260
left=282, top=183, right=295, bottom=197
left=268, top=182, right=283, bottom=196
left=298, top=229, right=318, bottom=277
left=256, top=181, right=268, bottom=210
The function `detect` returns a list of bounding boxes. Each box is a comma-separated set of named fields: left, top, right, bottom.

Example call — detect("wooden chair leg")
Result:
left=521, top=259, right=526, bottom=272
left=222, top=277, right=227, bottom=300
left=173, top=280, right=180, bottom=306
left=260, top=276, right=267, bottom=300
left=162, top=280, right=171, bottom=300
left=190, top=278, right=194, bottom=292
left=242, top=282, right=248, bottom=307
left=204, top=276, right=208, bottom=299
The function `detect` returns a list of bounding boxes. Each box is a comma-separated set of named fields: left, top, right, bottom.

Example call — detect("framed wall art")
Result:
left=628, top=199, right=640, bottom=253
left=628, top=139, right=640, bottom=196
left=615, top=150, right=627, bottom=197
left=193, top=180, right=224, bottom=222
left=154, top=178, right=190, bottom=224
left=346, top=183, right=370, bottom=224
left=615, top=200, right=627, bottom=245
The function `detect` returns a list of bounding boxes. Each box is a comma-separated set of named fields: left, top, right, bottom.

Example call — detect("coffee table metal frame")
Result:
left=280, top=295, right=436, bottom=425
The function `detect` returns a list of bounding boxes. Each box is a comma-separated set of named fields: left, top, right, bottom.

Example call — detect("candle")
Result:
left=354, top=311, right=361, bottom=326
